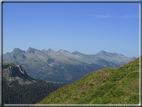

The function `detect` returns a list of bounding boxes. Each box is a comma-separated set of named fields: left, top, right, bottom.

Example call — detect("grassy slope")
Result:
left=38, top=58, right=139, bottom=104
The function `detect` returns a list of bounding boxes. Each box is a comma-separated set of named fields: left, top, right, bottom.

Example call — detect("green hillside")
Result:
left=37, top=57, right=140, bottom=104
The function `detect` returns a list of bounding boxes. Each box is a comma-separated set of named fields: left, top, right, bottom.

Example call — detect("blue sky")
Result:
left=3, top=3, right=139, bottom=57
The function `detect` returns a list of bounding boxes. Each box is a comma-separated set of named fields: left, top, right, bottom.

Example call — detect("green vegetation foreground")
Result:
left=37, top=57, right=139, bottom=104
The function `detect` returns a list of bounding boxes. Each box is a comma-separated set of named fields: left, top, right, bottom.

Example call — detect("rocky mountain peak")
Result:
left=98, top=50, right=106, bottom=54
left=3, top=63, right=36, bottom=85
left=72, top=51, right=82, bottom=55
left=12, top=48, right=25, bottom=54
left=26, top=47, right=38, bottom=54
left=13, top=48, right=21, bottom=51
left=58, top=49, right=64, bottom=53
left=58, top=49, right=70, bottom=53
left=96, top=50, right=118, bottom=57
left=47, top=48, right=55, bottom=53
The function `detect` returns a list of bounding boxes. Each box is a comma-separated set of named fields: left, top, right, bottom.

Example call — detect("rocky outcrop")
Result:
left=3, top=64, right=36, bottom=85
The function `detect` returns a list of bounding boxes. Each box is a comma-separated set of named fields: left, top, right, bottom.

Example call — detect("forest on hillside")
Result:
left=2, top=77, right=67, bottom=104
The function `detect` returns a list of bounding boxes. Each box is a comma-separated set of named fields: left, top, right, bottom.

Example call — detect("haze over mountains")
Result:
left=3, top=47, right=135, bottom=83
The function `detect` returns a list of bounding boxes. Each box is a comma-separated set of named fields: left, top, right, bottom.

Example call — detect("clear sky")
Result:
left=3, top=2, right=139, bottom=57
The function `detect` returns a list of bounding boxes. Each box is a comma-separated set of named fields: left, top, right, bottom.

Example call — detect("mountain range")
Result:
left=3, top=47, right=135, bottom=83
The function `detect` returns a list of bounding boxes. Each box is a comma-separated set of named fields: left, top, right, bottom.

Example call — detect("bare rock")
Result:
left=3, top=64, right=36, bottom=85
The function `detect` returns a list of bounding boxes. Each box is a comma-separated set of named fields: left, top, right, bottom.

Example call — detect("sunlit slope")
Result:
left=38, top=58, right=139, bottom=104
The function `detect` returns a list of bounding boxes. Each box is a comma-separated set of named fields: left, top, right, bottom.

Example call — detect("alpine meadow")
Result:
left=37, top=57, right=140, bottom=104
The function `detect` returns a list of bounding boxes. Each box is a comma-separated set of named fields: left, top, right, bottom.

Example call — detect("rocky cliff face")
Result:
left=3, top=64, right=36, bottom=85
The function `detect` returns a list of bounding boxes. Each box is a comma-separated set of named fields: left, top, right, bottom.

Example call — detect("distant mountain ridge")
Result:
left=3, top=47, right=135, bottom=83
